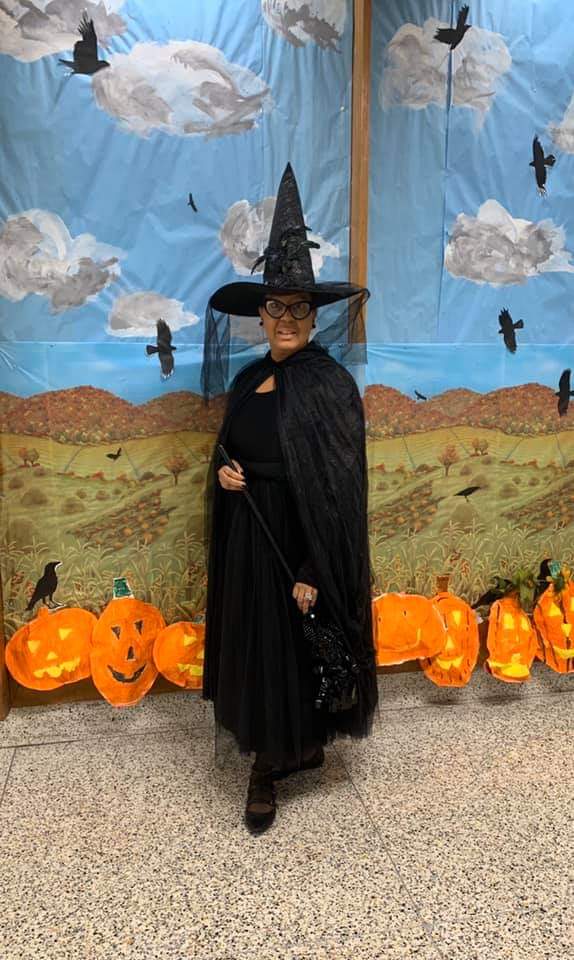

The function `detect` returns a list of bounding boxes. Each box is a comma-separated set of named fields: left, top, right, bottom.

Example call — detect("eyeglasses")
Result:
left=264, top=299, right=313, bottom=320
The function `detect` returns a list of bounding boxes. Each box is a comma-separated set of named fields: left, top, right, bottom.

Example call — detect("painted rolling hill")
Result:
left=0, top=387, right=226, bottom=442
left=364, top=383, right=571, bottom=436
left=0, top=381, right=570, bottom=443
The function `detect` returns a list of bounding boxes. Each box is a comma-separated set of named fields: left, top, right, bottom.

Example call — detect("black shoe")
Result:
left=245, top=767, right=276, bottom=834
left=271, top=745, right=325, bottom=781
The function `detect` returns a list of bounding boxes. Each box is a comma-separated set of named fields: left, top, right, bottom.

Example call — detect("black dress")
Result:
left=212, top=385, right=326, bottom=769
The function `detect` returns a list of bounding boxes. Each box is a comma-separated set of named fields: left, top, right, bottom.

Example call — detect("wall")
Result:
left=0, top=0, right=353, bottom=639
left=367, top=0, right=574, bottom=600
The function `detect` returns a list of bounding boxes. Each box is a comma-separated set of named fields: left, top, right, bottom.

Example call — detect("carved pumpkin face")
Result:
left=153, top=621, right=205, bottom=689
left=421, top=592, right=480, bottom=687
left=6, top=607, right=95, bottom=690
left=372, top=593, right=446, bottom=665
left=485, top=595, right=537, bottom=683
left=533, top=581, right=574, bottom=674
left=90, top=598, right=165, bottom=706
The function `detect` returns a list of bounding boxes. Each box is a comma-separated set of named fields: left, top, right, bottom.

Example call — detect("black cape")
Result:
left=202, top=340, right=379, bottom=741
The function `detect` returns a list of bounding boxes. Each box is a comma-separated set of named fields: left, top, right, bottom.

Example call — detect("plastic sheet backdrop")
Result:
left=0, top=0, right=353, bottom=646
left=368, top=1, right=574, bottom=606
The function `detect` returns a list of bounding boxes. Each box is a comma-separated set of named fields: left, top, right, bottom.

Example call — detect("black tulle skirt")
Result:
left=212, top=462, right=327, bottom=769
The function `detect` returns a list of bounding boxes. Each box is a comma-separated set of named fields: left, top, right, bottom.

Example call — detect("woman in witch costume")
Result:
left=201, top=163, right=379, bottom=834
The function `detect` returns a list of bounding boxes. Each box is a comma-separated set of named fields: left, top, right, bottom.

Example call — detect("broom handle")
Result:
left=217, top=444, right=296, bottom=585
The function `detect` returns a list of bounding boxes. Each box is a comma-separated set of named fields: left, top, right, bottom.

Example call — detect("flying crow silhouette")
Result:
left=106, top=447, right=122, bottom=461
left=435, top=5, right=471, bottom=50
left=530, top=136, right=555, bottom=195
left=26, top=561, right=62, bottom=611
left=556, top=369, right=574, bottom=417
left=414, top=390, right=428, bottom=401
left=146, top=319, right=176, bottom=380
left=188, top=193, right=198, bottom=212
left=58, top=15, right=110, bottom=75
left=454, top=485, right=481, bottom=501
left=498, top=308, right=524, bottom=353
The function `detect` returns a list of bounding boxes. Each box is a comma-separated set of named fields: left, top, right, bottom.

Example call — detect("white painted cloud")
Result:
left=220, top=197, right=339, bottom=276
left=261, top=0, right=346, bottom=49
left=0, top=0, right=126, bottom=62
left=107, top=292, right=198, bottom=337
left=0, top=209, right=123, bottom=311
left=445, top=200, right=574, bottom=286
left=91, top=40, right=271, bottom=138
left=381, top=18, right=511, bottom=119
left=550, top=93, right=574, bottom=153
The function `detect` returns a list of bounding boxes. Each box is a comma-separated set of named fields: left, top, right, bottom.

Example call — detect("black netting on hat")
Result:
left=200, top=285, right=369, bottom=403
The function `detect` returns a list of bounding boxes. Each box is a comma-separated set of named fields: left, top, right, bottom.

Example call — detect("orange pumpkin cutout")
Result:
left=372, top=592, right=446, bottom=666
left=533, top=581, right=574, bottom=674
left=485, top=595, right=537, bottom=683
left=421, top=592, right=479, bottom=687
left=5, top=607, right=95, bottom=690
left=90, top=598, right=165, bottom=706
left=153, top=621, right=205, bottom=689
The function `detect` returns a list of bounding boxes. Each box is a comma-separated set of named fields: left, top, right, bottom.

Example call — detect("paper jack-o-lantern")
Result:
left=153, top=621, right=205, bottom=689
left=534, top=581, right=574, bottom=674
left=485, top=595, right=537, bottom=683
left=372, top=593, right=446, bottom=666
left=5, top=607, right=95, bottom=690
left=422, top=592, right=479, bottom=687
left=90, top=598, right=165, bottom=706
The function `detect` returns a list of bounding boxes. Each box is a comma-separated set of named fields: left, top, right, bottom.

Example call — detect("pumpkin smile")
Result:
left=107, top=663, right=147, bottom=683
left=550, top=645, right=574, bottom=660
left=33, top=657, right=81, bottom=679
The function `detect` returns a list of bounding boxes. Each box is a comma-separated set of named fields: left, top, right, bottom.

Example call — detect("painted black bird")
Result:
left=471, top=575, right=512, bottom=610
left=534, top=558, right=553, bottom=604
left=106, top=447, right=122, bottom=461
left=26, top=561, right=62, bottom=612
left=498, top=308, right=524, bottom=353
left=414, top=390, right=428, bottom=401
left=58, top=14, right=110, bottom=76
left=556, top=369, right=574, bottom=417
left=434, top=5, right=471, bottom=50
left=530, top=136, right=555, bottom=195
left=146, top=319, right=176, bottom=380
left=187, top=193, right=198, bottom=212
left=454, top=485, right=481, bottom=501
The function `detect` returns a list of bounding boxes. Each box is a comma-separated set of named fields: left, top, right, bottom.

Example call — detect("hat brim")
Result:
left=209, top=280, right=368, bottom=317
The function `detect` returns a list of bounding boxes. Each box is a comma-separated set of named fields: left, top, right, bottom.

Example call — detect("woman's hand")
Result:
left=218, top=459, right=246, bottom=491
left=293, top=582, right=318, bottom=615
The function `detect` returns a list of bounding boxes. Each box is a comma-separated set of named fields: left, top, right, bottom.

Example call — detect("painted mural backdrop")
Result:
left=0, top=0, right=352, bottom=641
left=368, top=0, right=574, bottom=603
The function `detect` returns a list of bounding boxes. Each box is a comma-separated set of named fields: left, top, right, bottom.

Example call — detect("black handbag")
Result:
left=218, top=445, right=359, bottom=712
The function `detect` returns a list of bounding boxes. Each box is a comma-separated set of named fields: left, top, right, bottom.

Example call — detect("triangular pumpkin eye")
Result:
left=111, top=625, right=121, bottom=639
left=134, top=620, right=144, bottom=634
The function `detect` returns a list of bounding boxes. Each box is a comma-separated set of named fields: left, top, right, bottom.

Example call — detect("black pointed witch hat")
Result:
left=209, top=163, right=367, bottom=317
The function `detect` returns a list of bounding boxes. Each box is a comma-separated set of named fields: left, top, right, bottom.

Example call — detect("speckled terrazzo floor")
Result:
left=0, top=665, right=572, bottom=960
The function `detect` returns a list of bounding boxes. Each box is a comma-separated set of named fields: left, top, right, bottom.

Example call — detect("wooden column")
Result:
left=349, top=0, right=372, bottom=311
left=0, top=575, right=11, bottom=719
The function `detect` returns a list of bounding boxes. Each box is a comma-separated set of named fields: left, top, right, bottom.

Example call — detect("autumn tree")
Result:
left=438, top=445, right=459, bottom=477
left=165, top=455, right=189, bottom=486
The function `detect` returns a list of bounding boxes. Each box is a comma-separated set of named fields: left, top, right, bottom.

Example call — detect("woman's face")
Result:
left=258, top=292, right=316, bottom=360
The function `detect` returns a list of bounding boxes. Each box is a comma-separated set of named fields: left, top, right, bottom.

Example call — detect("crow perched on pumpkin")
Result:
left=471, top=559, right=551, bottom=612
left=498, top=308, right=524, bottom=353
left=26, top=561, right=62, bottom=611
left=435, top=5, right=471, bottom=50
left=58, top=15, right=110, bottom=76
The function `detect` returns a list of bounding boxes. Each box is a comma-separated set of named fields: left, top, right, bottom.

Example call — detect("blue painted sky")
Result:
left=369, top=0, right=574, bottom=351
left=0, top=0, right=352, bottom=399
